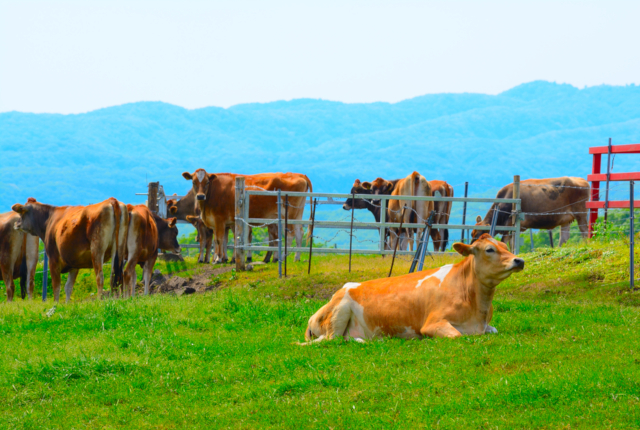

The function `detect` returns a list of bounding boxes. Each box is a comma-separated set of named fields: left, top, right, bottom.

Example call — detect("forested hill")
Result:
left=2, top=80, right=640, bottom=211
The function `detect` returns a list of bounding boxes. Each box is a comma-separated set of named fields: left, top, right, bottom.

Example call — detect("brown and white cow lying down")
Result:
left=471, top=177, right=590, bottom=248
left=12, top=197, right=128, bottom=302
left=0, top=211, right=39, bottom=301
left=124, top=204, right=180, bottom=296
left=304, top=234, right=524, bottom=342
left=182, top=170, right=312, bottom=263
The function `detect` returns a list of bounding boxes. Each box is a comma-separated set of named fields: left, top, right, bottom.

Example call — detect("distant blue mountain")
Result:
left=2, top=80, right=640, bottom=216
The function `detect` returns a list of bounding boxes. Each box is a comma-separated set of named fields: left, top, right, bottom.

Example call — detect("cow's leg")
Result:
left=420, top=320, right=462, bottom=339
left=214, top=226, right=227, bottom=264
left=91, top=250, right=106, bottom=299
left=559, top=224, right=571, bottom=247
left=25, top=236, right=38, bottom=299
left=123, top=257, right=138, bottom=298
left=246, top=229, right=253, bottom=263
left=143, top=253, right=157, bottom=295
left=575, top=212, right=589, bottom=241
left=205, top=230, right=213, bottom=263
left=48, top=263, right=62, bottom=302
left=197, top=235, right=205, bottom=263
left=64, top=268, right=79, bottom=303
left=1, top=265, right=15, bottom=302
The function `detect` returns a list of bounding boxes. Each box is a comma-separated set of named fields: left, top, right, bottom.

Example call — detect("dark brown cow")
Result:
left=471, top=177, right=590, bottom=248
left=12, top=197, right=128, bottom=302
left=124, top=204, right=180, bottom=296
left=182, top=170, right=312, bottom=263
left=0, top=211, right=39, bottom=301
left=429, top=180, right=454, bottom=252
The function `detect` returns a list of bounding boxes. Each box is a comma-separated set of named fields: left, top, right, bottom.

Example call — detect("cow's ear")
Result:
left=354, top=179, right=361, bottom=186
left=362, top=182, right=372, bottom=190
left=12, top=204, right=27, bottom=215
left=383, top=182, right=394, bottom=194
left=168, top=217, right=177, bottom=228
left=167, top=199, right=177, bottom=206
left=208, top=173, right=217, bottom=181
left=476, top=215, right=482, bottom=223
left=27, top=197, right=37, bottom=203
left=453, top=242, right=473, bottom=256
left=182, top=172, right=193, bottom=180
left=170, top=205, right=178, bottom=214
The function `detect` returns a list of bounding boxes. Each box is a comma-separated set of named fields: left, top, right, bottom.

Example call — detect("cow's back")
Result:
left=0, top=211, right=25, bottom=278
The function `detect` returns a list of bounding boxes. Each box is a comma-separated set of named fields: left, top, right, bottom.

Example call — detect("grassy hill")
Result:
left=1, top=237, right=639, bottom=428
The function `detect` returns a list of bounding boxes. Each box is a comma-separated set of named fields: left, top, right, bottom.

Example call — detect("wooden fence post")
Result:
left=148, top=182, right=159, bottom=214
left=513, top=175, right=521, bottom=255
left=234, top=177, right=246, bottom=271
left=461, top=181, right=469, bottom=243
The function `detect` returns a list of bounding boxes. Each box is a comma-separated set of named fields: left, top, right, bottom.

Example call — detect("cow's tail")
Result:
left=305, top=175, right=314, bottom=244
left=19, top=245, right=27, bottom=300
left=109, top=198, right=125, bottom=292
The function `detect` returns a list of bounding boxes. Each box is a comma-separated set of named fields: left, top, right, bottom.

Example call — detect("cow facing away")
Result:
left=429, top=180, right=454, bottom=252
left=12, top=198, right=128, bottom=302
left=471, top=177, right=590, bottom=248
left=182, top=170, right=312, bottom=263
left=304, top=234, right=524, bottom=343
left=0, top=211, right=39, bottom=301
left=380, top=172, right=433, bottom=251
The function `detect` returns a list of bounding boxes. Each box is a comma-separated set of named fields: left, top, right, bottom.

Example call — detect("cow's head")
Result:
left=343, top=179, right=373, bottom=210
left=182, top=169, right=217, bottom=201
left=166, top=198, right=178, bottom=215
left=157, top=216, right=181, bottom=254
left=453, top=233, right=524, bottom=287
left=370, top=177, right=395, bottom=196
left=11, top=197, right=44, bottom=237
left=470, top=215, right=489, bottom=243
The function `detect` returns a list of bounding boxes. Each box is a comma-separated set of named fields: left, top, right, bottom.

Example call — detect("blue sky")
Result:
left=1, top=0, right=639, bottom=113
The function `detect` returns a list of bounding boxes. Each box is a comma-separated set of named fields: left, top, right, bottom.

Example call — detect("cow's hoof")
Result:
left=485, top=325, right=498, bottom=334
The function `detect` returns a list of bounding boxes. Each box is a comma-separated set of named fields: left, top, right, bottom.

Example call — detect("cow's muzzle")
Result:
left=196, top=194, right=206, bottom=201
left=511, top=258, right=525, bottom=271
left=342, top=203, right=351, bottom=211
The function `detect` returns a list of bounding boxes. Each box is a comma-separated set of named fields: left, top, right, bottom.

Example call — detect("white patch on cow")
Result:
left=415, top=264, right=453, bottom=288
left=342, top=282, right=361, bottom=291
left=399, top=326, right=420, bottom=339
left=196, top=170, right=205, bottom=182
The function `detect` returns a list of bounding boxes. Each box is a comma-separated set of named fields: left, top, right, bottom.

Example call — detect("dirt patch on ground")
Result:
left=137, top=265, right=235, bottom=296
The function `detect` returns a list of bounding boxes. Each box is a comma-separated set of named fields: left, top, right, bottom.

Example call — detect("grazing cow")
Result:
left=12, top=197, right=128, bottom=302
left=343, top=178, right=400, bottom=223
left=0, top=211, right=39, bottom=301
left=124, top=204, right=180, bottom=296
left=182, top=170, right=312, bottom=263
left=303, top=234, right=524, bottom=342
left=429, top=180, right=454, bottom=252
left=471, top=177, right=590, bottom=248
left=166, top=191, right=215, bottom=263
left=377, top=172, right=433, bottom=251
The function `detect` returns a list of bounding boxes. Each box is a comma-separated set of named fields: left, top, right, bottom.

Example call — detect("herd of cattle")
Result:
left=1, top=170, right=590, bottom=305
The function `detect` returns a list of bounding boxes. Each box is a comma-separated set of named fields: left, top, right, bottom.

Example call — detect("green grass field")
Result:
left=1, top=240, right=640, bottom=429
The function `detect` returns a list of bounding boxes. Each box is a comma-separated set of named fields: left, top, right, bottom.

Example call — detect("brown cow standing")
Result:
left=12, top=197, right=128, bottom=302
left=471, top=177, right=590, bottom=248
left=372, top=172, right=433, bottom=251
left=182, top=170, right=312, bottom=263
left=167, top=191, right=215, bottom=263
left=429, top=180, right=454, bottom=252
left=0, top=211, right=39, bottom=301
left=124, top=204, right=180, bottom=296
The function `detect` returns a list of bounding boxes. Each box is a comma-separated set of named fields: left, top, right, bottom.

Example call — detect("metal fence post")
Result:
left=308, top=199, right=317, bottom=275
left=548, top=230, right=554, bottom=248
left=630, top=180, right=635, bottom=289
left=277, top=190, right=282, bottom=278
left=379, top=198, right=386, bottom=253
left=489, top=206, right=498, bottom=237
left=461, top=181, right=469, bottom=243
left=284, top=195, right=288, bottom=277
left=234, top=177, right=246, bottom=271
left=513, top=175, right=521, bottom=255
left=388, top=206, right=407, bottom=277
left=530, top=229, right=534, bottom=252
left=604, top=138, right=612, bottom=223
left=349, top=193, right=355, bottom=273
left=42, top=252, right=48, bottom=302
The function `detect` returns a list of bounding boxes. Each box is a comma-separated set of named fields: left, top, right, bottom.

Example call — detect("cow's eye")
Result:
left=486, top=248, right=495, bottom=253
